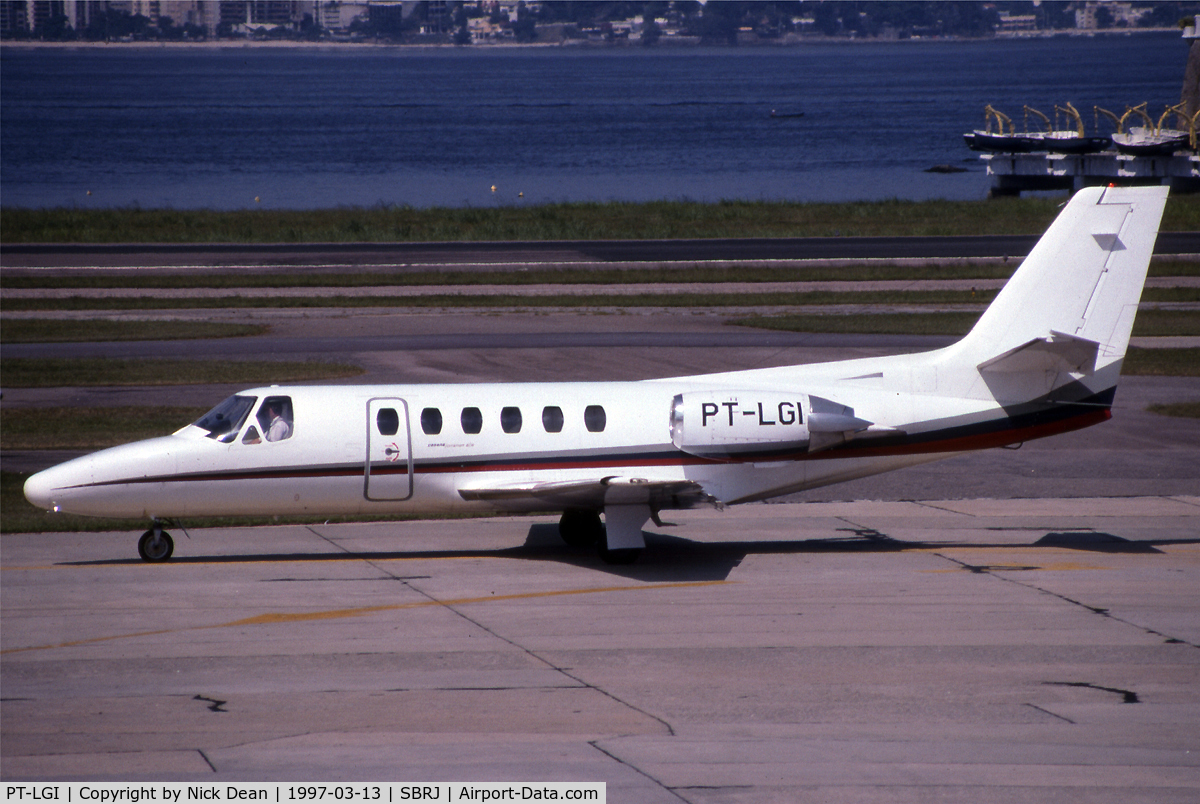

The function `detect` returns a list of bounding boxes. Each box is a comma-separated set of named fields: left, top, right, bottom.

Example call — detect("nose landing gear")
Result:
left=137, top=525, right=174, bottom=563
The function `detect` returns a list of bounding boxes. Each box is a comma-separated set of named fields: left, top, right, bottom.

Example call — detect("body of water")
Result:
left=0, top=36, right=1189, bottom=210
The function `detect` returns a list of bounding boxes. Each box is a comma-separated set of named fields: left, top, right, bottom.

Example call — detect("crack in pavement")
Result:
left=303, top=526, right=679, bottom=737
left=1043, top=681, right=1140, bottom=704
left=197, top=749, right=218, bottom=773
left=301, top=525, right=686, bottom=800
left=588, top=740, right=694, bottom=804
left=194, top=694, right=227, bottom=713
left=1024, top=703, right=1077, bottom=724
left=933, top=552, right=1200, bottom=649
left=832, top=515, right=1197, bottom=649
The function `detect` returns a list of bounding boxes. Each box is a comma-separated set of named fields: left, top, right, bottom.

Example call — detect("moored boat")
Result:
left=1023, top=104, right=1109, bottom=154
left=1104, top=104, right=1190, bottom=156
left=964, top=105, right=1040, bottom=152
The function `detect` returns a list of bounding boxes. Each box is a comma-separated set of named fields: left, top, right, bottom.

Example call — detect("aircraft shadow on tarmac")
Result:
left=62, top=524, right=1197, bottom=583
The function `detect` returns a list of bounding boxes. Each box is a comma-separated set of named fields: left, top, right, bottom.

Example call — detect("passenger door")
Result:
left=365, top=398, right=412, bottom=501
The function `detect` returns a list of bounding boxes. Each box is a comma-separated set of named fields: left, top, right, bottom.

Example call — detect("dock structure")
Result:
left=978, top=15, right=1200, bottom=197
left=981, top=150, right=1200, bottom=197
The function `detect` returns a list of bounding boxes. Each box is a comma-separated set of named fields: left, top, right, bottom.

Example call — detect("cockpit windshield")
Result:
left=193, top=395, right=257, bottom=442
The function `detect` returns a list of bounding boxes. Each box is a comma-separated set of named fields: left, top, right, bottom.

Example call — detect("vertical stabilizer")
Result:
left=941, top=185, right=1168, bottom=397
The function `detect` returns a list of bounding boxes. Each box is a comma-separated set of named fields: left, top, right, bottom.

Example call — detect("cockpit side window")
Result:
left=256, top=396, right=294, bottom=442
left=194, top=395, right=257, bottom=442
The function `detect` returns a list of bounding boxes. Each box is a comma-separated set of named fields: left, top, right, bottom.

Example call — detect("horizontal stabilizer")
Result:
left=977, top=330, right=1100, bottom=375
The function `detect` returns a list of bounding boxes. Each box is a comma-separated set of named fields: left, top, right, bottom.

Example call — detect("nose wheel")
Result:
left=138, top=527, right=174, bottom=563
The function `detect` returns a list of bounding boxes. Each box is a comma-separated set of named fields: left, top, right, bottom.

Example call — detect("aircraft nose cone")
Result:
left=24, top=468, right=62, bottom=511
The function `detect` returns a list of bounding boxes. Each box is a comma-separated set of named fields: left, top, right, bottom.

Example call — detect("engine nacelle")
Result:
left=670, top=392, right=872, bottom=460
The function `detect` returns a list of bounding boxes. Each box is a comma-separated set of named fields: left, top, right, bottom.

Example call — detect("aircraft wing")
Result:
left=458, top=475, right=716, bottom=512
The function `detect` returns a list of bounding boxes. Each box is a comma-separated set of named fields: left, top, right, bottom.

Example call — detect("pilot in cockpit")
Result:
left=263, top=401, right=292, bottom=442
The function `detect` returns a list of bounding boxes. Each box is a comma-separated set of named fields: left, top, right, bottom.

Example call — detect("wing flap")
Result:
left=459, top=476, right=717, bottom=511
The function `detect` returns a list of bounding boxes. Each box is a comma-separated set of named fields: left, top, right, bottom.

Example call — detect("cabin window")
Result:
left=420, top=408, right=443, bottom=435
left=585, top=405, right=607, bottom=433
left=193, top=394, right=256, bottom=443
left=501, top=406, right=523, bottom=434
left=542, top=406, right=564, bottom=433
left=242, top=426, right=262, bottom=445
left=376, top=408, right=400, bottom=436
left=461, top=407, right=483, bottom=434
left=257, top=396, right=294, bottom=442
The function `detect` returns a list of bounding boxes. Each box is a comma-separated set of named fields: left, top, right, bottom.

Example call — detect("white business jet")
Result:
left=24, top=186, right=1169, bottom=564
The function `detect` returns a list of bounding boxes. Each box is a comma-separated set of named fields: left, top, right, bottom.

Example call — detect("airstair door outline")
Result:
left=365, top=398, right=412, bottom=501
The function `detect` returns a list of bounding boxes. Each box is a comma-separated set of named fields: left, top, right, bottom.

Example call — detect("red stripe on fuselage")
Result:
left=73, top=406, right=1108, bottom=490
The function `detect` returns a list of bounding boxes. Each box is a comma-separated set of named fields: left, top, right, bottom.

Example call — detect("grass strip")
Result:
left=0, top=289, right=1003, bottom=313
left=3, top=308, right=1192, bottom=352
left=1141, top=288, right=1200, bottom=303
left=1147, top=401, right=1200, bottom=418
left=0, top=263, right=1020, bottom=290
left=732, top=309, right=1200, bottom=338
left=1, top=406, right=209, bottom=450
left=733, top=311, right=982, bottom=337
left=3, top=197, right=1198, bottom=244
left=0, top=319, right=268, bottom=344
left=4, top=286, right=1195, bottom=315
left=1122, top=347, right=1200, bottom=376
left=0, top=358, right=364, bottom=388
left=0, top=199, right=1074, bottom=243
left=3, top=260, right=1196, bottom=293
left=1129, top=310, right=1200, bottom=337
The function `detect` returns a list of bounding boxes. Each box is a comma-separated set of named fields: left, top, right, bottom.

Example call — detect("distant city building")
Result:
left=995, top=11, right=1038, bottom=35
left=1075, top=1, right=1153, bottom=29
left=316, top=2, right=369, bottom=34
left=1, top=1, right=1196, bottom=42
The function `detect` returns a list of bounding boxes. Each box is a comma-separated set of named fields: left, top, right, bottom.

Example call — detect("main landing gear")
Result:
left=137, top=524, right=174, bottom=563
left=558, top=509, right=604, bottom=548
left=557, top=507, right=646, bottom=565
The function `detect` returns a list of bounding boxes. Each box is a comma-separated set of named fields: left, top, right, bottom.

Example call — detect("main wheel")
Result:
left=558, top=509, right=603, bottom=548
left=138, top=529, right=174, bottom=563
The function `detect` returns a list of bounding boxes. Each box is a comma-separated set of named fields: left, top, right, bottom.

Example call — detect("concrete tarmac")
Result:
left=2, top=498, right=1199, bottom=801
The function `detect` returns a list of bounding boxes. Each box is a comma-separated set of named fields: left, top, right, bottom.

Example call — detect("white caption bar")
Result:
left=2, top=785, right=604, bottom=804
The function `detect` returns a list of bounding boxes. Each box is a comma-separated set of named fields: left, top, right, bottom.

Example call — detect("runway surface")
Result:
left=3, top=498, right=1199, bottom=801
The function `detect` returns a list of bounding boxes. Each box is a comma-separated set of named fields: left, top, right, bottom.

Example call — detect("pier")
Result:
left=981, top=150, right=1200, bottom=197
left=977, top=15, right=1200, bottom=197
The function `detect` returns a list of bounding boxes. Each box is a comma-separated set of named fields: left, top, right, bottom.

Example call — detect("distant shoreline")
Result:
left=0, top=27, right=1185, bottom=51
